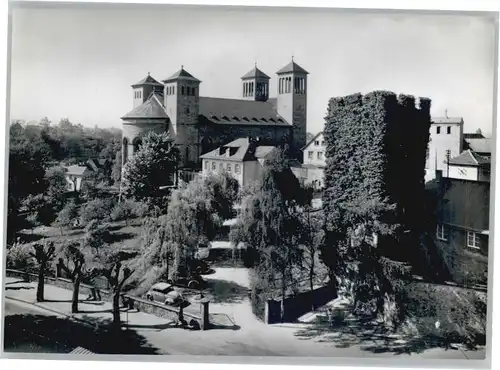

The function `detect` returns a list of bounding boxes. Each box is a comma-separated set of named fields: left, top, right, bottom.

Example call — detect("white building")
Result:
left=425, top=116, right=464, bottom=182
left=200, top=137, right=276, bottom=189
left=446, top=149, right=491, bottom=182
left=291, top=132, right=326, bottom=189
left=63, top=165, right=88, bottom=192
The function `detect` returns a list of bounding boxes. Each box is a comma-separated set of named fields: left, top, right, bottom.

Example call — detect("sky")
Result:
left=8, top=4, right=498, bottom=135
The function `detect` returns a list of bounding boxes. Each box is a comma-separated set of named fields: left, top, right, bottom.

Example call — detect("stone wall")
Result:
left=122, top=295, right=207, bottom=330
left=264, top=284, right=337, bottom=324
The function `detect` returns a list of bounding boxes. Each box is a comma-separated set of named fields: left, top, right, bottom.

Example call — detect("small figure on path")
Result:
left=326, top=307, right=334, bottom=327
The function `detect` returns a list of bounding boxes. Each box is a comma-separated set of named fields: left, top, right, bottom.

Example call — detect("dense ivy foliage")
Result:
left=322, top=91, right=431, bottom=327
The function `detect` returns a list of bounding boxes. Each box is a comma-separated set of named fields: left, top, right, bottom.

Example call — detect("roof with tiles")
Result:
left=464, top=138, right=492, bottom=155
left=302, top=131, right=324, bottom=150
left=276, top=60, right=309, bottom=75
left=121, top=92, right=168, bottom=120
left=448, top=149, right=490, bottom=167
left=241, top=66, right=270, bottom=80
left=198, top=97, right=289, bottom=126
left=64, top=165, right=88, bottom=176
left=162, top=67, right=201, bottom=83
left=131, top=74, right=163, bottom=88
left=200, top=137, right=276, bottom=162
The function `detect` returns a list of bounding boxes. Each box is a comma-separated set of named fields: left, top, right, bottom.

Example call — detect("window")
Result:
left=447, top=126, right=451, bottom=134
left=219, top=163, right=224, bottom=171
left=212, top=162, right=216, bottom=171
left=308, top=151, right=313, bottom=159
left=227, top=163, right=232, bottom=172
left=321, top=141, right=324, bottom=146
left=436, top=126, right=441, bottom=134
left=181, top=86, right=185, bottom=95
left=317, top=152, right=323, bottom=160
left=314, top=140, right=320, bottom=146
left=436, top=224, right=448, bottom=241
left=235, top=164, right=241, bottom=174
left=467, top=231, right=480, bottom=249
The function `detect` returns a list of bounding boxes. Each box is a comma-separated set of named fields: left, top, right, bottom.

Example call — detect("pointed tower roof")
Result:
left=276, top=60, right=309, bottom=75
left=131, top=73, right=163, bottom=88
left=162, top=67, right=201, bottom=83
left=241, top=66, right=270, bottom=80
left=121, top=92, right=167, bottom=120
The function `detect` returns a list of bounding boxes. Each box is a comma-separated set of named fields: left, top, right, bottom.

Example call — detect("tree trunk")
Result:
left=36, top=263, right=45, bottom=302
left=280, top=273, right=286, bottom=323
left=71, top=277, right=81, bottom=313
left=112, top=290, right=121, bottom=327
left=309, top=255, right=315, bottom=311
left=60, top=227, right=64, bottom=236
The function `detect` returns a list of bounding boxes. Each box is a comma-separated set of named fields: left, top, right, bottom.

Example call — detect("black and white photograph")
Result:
left=0, top=1, right=498, bottom=366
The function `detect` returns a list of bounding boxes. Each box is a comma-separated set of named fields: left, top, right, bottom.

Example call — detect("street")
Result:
left=3, top=273, right=486, bottom=359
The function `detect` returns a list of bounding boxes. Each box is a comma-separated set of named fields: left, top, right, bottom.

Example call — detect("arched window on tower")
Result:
left=122, top=137, right=128, bottom=165
left=133, top=137, right=142, bottom=154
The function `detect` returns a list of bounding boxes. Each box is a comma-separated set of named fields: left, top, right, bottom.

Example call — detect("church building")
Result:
left=120, top=59, right=309, bottom=170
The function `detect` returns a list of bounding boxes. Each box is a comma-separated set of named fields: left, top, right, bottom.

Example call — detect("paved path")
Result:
left=3, top=273, right=485, bottom=359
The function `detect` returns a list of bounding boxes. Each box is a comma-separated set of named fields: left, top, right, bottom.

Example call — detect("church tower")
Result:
left=241, top=64, right=270, bottom=101
left=162, top=66, right=201, bottom=167
left=276, top=58, right=308, bottom=158
left=131, top=73, right=164, bottom=108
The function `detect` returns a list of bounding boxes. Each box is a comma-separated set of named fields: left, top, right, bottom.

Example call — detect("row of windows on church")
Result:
left=165, top=85, right=197, bottom=96
left=278, top=76, right=306, bottom=94
left=134, top=90, right=143, bottom=99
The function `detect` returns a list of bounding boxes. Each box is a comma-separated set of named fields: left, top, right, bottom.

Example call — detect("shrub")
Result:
left=404, top=282, right=486, bottom=348
left=6, top=242, right=36, bottom=273
left=111, top=200, right=136, bottom=223
left=80, top=198, right=112, bottom=225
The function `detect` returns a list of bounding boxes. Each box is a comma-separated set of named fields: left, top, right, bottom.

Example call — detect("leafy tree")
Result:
left=233, top=147, right=304, bottom=321
left=6, top=242, right=36, bottom=272
left=79, top=198, right=112, bottom=225
left=30, top=241, right=56, bottom=302
left=300, top=190, right=325, bottom=300
left=8, top=124, right=51, bottom=239
left=82, top=220, right=110, bottom=256
left=121, top=132, right=180, bottom=200
left=55, top=200, right=79, bottom=235
left=111, top=199, right=142, bottom=225
left=80, top=170, right=106, bottom=199
left=19, top=194, right=46, bottom=231
left=203, top=171, right=240, bottom=220
left=44, top=167, right=69, bottom=214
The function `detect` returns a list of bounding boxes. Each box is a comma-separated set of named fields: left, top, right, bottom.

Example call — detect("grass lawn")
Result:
left=18, top=218, right=145, bottom=251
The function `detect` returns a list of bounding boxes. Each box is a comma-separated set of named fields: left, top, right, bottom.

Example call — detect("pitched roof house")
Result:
left=200, top=137, right=277, bottom=188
